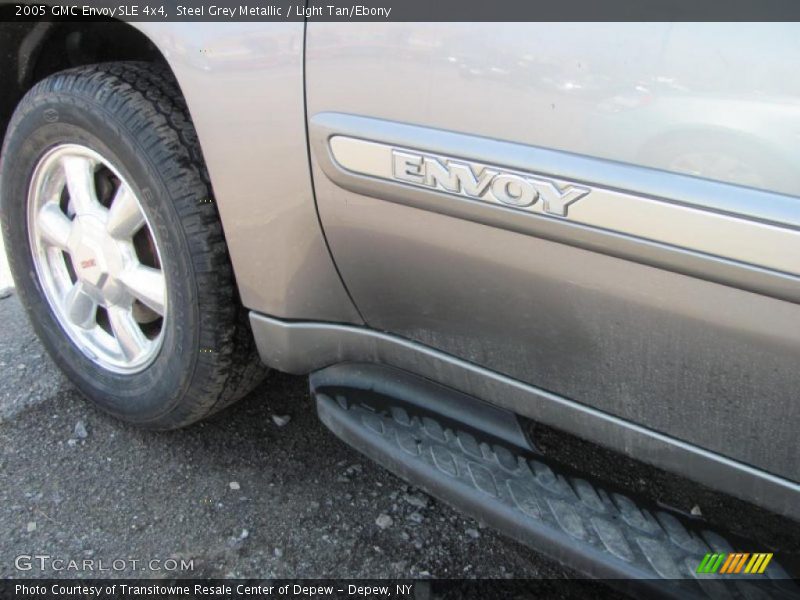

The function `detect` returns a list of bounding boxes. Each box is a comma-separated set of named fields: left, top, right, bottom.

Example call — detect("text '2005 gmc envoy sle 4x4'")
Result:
left=0, top=13, right=798, bottom=595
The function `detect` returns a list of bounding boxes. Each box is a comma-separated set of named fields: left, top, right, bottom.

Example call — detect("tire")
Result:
left=0, top=61, right=266, bottom=429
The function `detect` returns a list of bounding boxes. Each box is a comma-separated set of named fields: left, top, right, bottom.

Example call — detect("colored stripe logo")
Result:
left=697, top=552, right=773, bottom=574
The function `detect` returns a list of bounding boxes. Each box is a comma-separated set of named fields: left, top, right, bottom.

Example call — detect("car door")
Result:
left=304, top=23, right=800, bottom=485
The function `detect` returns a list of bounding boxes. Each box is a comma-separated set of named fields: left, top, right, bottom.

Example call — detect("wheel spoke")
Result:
left=63, top=282, right=96, bottom=328
left=62, top=155, right=98, bottom=215
left=118, top=265, right=166, bottom=316
left=106, top=184, right=145, bottom=238
left=108, top=305, right=150, bottom=361
left=37, top=203, right=73, bottom=250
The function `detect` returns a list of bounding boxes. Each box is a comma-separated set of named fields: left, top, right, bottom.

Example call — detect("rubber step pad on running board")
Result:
left=310, top=364, right=798, bottom=600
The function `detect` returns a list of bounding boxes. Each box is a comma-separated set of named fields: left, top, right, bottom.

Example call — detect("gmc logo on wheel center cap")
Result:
left=79, top=258, right=97, bottom=269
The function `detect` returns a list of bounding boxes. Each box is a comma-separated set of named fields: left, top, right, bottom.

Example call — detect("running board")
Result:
left=311, top=364, right=797, bottom=599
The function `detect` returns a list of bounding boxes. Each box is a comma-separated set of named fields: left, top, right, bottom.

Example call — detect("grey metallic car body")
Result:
left=53, top=21, right=800, bottom=520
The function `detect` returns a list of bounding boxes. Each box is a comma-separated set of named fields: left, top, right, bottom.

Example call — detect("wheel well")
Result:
left=0, top=14, right=168, bottom=150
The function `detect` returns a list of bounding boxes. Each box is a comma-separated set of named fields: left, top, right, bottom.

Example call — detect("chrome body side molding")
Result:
left=311, top=112, right=800, bottom=304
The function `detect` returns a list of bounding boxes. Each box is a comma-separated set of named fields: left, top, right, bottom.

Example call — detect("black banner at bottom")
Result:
left=0, top=579, right=640, bottom=600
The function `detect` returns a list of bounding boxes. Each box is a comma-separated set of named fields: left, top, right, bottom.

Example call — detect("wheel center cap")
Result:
left=71, top=216, right=123, bottom=290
